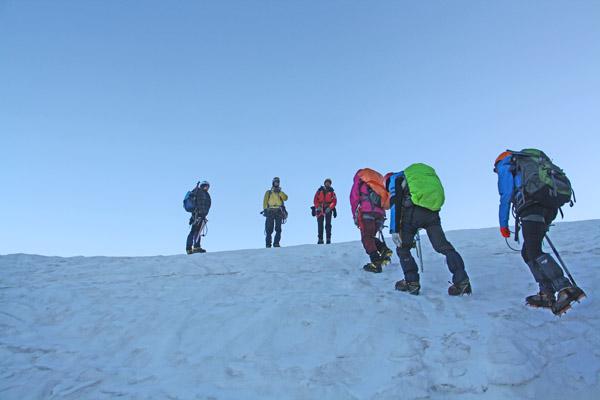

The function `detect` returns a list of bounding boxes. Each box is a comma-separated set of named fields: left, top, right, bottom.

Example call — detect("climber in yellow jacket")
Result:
left=262, top=177, right=288, bottom=248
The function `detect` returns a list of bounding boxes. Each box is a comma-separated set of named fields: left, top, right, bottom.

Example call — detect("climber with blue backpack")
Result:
left=385, top=164, right=470, bottom=296
left=494, top=149, right=585, bottom=315
left=183, top=180, right=212, bottom=254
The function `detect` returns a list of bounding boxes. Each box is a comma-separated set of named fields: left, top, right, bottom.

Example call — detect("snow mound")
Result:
left=1, top=220, right=599, bottom=399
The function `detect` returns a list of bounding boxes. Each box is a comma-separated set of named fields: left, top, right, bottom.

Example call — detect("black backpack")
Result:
left=510, top=148, right=574, bottom=211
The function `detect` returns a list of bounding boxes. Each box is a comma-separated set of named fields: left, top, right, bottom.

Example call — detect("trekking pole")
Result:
left=415, top=231, right=424, bottom=273
left=545, top=234, right=579, bottom=287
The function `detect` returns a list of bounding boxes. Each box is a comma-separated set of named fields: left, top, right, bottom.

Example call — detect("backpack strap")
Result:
left=191, top=185, right=200, bottom=212
left=508, top=153, right=530, bottom=212
left=319, top=186, right=335, bottom=209
left=264, top=190, right=273, bottom=210
left=388, top=173, right=407, bottom=233
left=569, top=189, right=576, bottom=207
left=358, top=180, right=376, bottom=210
left=266, top=189, right=286, bottom=209
left=316, top=187, right=325, bottom=210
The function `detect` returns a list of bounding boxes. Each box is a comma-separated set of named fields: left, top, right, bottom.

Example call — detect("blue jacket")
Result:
left=496, top=155, right=523, bottom=228
left=388, top=172, right=405, bottom=233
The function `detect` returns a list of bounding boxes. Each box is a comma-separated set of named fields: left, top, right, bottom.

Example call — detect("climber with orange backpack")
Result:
left=349, top=168, right=394, bottom=273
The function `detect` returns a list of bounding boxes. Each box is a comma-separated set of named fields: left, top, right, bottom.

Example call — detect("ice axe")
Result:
left=415, top=231, right=424, bottom=273
left=378, top=229, right=388, bottom=247
left=192, top=216, right=208, bottom=244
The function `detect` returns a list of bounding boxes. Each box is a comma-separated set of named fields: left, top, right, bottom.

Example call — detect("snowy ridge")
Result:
left=1, top=220, right=599, bottom=399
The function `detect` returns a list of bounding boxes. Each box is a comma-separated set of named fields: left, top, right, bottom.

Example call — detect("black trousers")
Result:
left=317, top=212, right=332, bottom=241
left=519, top=205, right=570, bottom=292
left=265, top=211, right=283, bottom=246
left=520, top=205, right=557, bottom=263
left=397, top=206, right=468, bottom=284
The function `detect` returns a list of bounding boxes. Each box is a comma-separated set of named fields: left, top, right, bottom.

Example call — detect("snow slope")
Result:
left=1, top=220, right=599, bottom=399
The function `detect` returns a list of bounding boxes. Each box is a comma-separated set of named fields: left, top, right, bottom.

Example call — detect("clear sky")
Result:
left=1, top=0, right=599, bottom=256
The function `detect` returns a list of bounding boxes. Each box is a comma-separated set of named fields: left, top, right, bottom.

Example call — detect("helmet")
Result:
left=272, top=177, right=280, bottom=185
left=494, top=151, right=512, bottom=166
left=199, top=180, right=210, bottom=188
left=324, top=178, right=332, bottom=185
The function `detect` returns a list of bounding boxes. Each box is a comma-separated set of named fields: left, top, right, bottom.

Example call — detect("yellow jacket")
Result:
left=263, top=189, right=288, bottom=209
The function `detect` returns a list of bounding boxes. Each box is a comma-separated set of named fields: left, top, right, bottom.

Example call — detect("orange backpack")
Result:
left=357, top=168, right=390, bottom=210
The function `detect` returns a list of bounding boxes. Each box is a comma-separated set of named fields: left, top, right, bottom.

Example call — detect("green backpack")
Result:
left=404, top=163, right=445, bottom=212
left=510, top=148, right=574, bottom=211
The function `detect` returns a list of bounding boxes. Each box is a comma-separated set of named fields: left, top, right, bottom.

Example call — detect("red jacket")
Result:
left=313, top=186, right=337, bottom=217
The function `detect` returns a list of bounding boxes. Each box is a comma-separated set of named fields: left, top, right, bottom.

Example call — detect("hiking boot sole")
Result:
left=552, top=290, right=587, bottom=316
left=448, top=287, right=472, bottom=296
left=397, top=289, right=420, bottom=296
left=525, top=302, right=554, bottom=309
left=553, top=303, right=573, bottom=316
left=395, top=282, right=420, bottom=295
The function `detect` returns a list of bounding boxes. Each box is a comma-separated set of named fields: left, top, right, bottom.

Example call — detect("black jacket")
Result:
left=192, top=188, right=211, bottom=216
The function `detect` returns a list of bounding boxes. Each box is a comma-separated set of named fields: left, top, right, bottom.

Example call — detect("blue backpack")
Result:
left=183, top=190, right=196, bottom=212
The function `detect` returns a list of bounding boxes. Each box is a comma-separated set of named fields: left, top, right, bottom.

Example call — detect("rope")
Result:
left=505, top=237, right=521, bottom=252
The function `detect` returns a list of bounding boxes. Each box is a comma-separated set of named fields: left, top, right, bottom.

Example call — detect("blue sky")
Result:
left=1, top=0, right=599, bottom=256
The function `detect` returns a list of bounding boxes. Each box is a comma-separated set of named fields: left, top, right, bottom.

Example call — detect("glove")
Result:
left=325, top=207, right=331, bottom=214
left=333, top=208, right=337, bottom=218
left=392, top=233, right=402, bottom=248
left=500, top=227, right=511, bottom=238
left=261, top=208, right=268, bottom=216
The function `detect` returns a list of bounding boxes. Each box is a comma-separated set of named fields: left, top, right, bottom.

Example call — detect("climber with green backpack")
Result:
left=384, top=164, right=471, bottom=296
left=494, top=149, right=585, bottom=315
